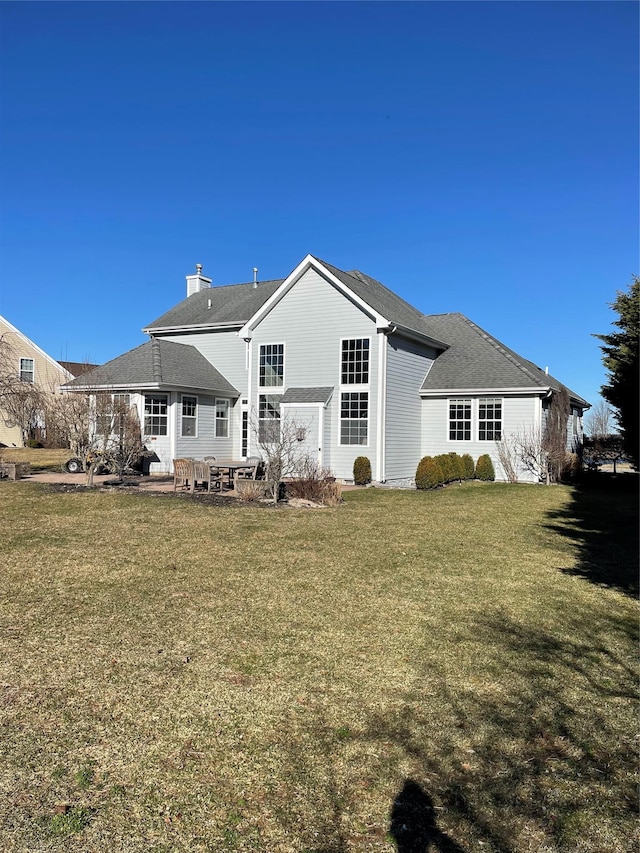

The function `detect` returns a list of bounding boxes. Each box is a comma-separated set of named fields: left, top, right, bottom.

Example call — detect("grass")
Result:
left=0, top=479, right=637, bottom=852
left=0, top=446, right=69, bottom=471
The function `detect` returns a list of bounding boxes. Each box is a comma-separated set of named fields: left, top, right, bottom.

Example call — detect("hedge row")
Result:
left=415, top=452, right=495, bottom=489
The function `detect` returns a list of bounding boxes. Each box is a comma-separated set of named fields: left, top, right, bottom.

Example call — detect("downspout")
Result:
left=376, top=325, right=393, bottom=482
left=245, top=337, right=252, bottom=455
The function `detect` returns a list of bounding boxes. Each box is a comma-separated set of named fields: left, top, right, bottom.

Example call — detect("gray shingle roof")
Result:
left=316, top=259, right=448, bottom=346
left=419, top=313, right=589, bottom=405
left=144, top=279, right=283, bottom=330
left=62, top=339, right=238, bottom=396
left=280, top=387, right=334, bottom=404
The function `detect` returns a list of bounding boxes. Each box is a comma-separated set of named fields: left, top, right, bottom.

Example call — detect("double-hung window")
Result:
left=340, top=338, right=370, bottom=445
left=96, top=393, right=131, bottom=435
left=258, top=394, right=280, bottom=442
left=181, top=395, right=197, bottom=437
left=340, top=392, right=368, bottom=445
left=144, top=394, right=168, bottom=436
left=449, top=399, right=471, bottom=441
left=478, top=398, right=502, bottom=441
left=19, top=358, right=34, bottom=383
left=215, top=398, right=229, bottom=438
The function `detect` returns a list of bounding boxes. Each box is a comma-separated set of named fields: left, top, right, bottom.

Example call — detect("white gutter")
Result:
left=141, top=321, right=244, bottom=335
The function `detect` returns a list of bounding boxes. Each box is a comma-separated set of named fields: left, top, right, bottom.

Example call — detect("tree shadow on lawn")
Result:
left=544, top=472, right=639, bottom=597
left=369, top=609, right=638, bottom=853
left=273, top=605, right=637, bottom=852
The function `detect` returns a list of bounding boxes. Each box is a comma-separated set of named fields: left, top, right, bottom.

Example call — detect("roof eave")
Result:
left=389, top=322, right=449, bottom=351
left=142, top=322, right=244, bottom=335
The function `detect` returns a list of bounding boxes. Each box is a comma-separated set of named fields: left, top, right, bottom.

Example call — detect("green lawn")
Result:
left=0, top=480, right=637, bottom=852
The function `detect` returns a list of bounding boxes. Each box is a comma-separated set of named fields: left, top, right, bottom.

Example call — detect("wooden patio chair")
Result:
left=192, top=460, right=222, bottom=493
left=235, top=456, right=262, bottom=481
left=173, top=458, right=193, bottom=492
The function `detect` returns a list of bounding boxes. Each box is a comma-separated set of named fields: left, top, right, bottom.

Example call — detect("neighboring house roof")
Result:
left=0, top=314, right=73, bottom=381
left=281, top=387, right=334, bottom=404
left=420, top=313, right=589, bottom=406
left=59, top=360, right=98, bottom=378
left=62, top=339, right=238, bottom=397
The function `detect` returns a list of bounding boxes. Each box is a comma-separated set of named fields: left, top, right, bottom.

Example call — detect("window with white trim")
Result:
left=340, top=392, right=368, bottom=445
left=259, top=344, right=284, bottom=387
left=449, top=399, right=471, bottom=441
left=258, top=394, right=280, bottom=442
left=95, top=393, right=131, bottom=435
left=478, top=398, right=502, bottom=441
left=144, top=394, right=168, bottom=436
left=19, top=358, right=34, bottom=383
left=215, top=398, right=229, bottom=438
left=181, top=395, right=197, bottom=437
left=341, top=338, right=369, bottom=385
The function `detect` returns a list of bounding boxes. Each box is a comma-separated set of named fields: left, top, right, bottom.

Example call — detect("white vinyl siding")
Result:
left=422, top=394, right=541, bottom=483
left=385, top=335, right=437, bottom=480
left=249, top=267, right=379, bottom=478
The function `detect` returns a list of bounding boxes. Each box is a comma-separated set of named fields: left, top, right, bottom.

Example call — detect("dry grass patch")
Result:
left=0, top=480, right=637, bottom=852
left=0, top=446, right=69, bottom=471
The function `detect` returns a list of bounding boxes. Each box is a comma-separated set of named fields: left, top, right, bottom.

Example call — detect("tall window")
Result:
left=181, top=395, right=197, bottom=437
left=341, top=338, right=369, bottom=385
left=19, top=358, right=34, bottom=383
left=215, top=398, right=229, bottom=437
left=258, top=394, right=280, bottom=442
left=144, top=394, right=168, bottom=436
left=340, top=392, right=368, bottom=445
left=241, top=410, right=248, bottom=457
left=96, top=393, right=130, bottom=435
left=478, top=398, right=502, bottom=441
left=449, top=399, right=471, bottom=441
left=259, top=344, right=284, bottom=387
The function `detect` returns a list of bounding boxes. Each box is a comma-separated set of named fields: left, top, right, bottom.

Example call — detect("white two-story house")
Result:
left=63, top=254, right=589, bottom=482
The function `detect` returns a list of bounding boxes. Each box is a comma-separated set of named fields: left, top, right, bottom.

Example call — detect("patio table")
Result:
left=210, top=459, right=257, bottom=489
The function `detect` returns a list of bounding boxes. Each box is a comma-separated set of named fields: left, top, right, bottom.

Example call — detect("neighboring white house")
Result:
left=62, top=255, right=589, bottom=481
left=0, top=315, right=76, bottom=447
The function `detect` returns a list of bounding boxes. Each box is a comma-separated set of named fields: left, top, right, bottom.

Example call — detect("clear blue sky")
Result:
left=1, top=1, right=637, bottom=408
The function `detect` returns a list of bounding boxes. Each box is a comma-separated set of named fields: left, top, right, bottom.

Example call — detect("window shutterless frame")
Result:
left=181, top=395, right=198, bottom=438
left=19, top=357, right=34, bottom=383
left=258, top=343, right=285, bottom=388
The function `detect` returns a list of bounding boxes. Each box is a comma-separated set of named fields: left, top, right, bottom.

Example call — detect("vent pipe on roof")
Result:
left=186, top=263, right=212, bottom=297
left=545, top=366, right=549, bottom=375
left=253, top=267, right=258, bottom=289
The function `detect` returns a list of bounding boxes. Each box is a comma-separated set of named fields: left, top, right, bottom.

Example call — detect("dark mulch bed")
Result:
left=39, top=480, right=279, bottom=508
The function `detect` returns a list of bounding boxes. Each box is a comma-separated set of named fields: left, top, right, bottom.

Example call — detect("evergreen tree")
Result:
left=595, top=277, right=639, bottom=468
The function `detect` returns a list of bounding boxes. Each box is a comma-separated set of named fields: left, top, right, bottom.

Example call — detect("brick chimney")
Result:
left=186, top=263, right=211, bottom=297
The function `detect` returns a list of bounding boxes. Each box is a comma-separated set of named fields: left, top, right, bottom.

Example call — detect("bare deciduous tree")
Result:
left=495, top=434, right=520, bottom=483
left=542, top=386, right=571, bottom=483
left=0, top=334, right=45, bottom=444
left=584, top=400, right=613, bottom=440
left=251, top=410, right=308, bottom=505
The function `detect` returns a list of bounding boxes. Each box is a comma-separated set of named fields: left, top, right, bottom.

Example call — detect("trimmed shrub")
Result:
left=462, top=453, right=475, bottom=480
left=475, top=454, right=495, bottom=481
left=353, top=456, right=372, bottom=485
left=435, top=453, right=454, bottom=483
left=448, top=452, right=465, bottom=482
left=415, top=456, right=444, bottom=489
left=26, top=439, right=43, bottom=449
